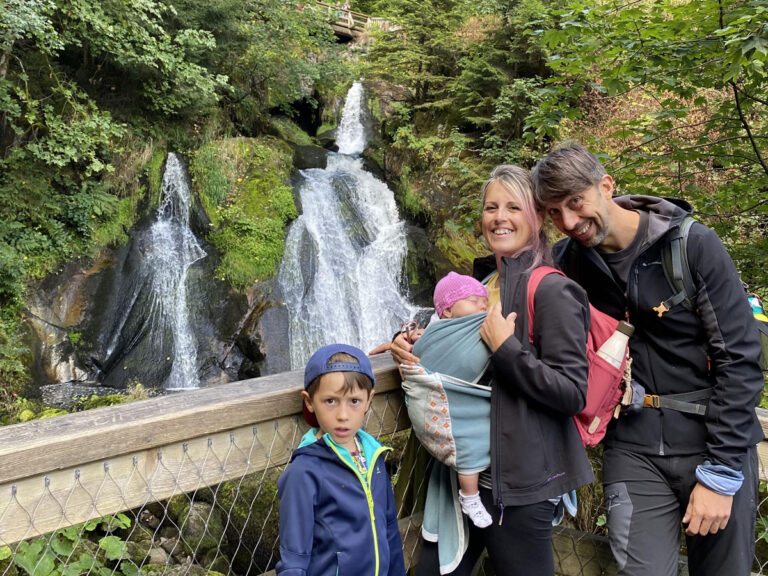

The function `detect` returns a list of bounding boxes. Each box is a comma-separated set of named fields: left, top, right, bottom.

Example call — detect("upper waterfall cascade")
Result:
left=278, top=82, right=420, bottom=368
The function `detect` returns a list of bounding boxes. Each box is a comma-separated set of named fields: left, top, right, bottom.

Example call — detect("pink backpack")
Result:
left=527, top=266, right=628, bottom=446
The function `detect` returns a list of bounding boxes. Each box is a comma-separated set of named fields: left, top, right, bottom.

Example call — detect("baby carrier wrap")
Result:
left=400, top=312, right=491, bottom=574
left=401, top=311, right=491, bottom=474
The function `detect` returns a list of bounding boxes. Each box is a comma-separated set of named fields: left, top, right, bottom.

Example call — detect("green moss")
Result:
left=145, top=147, right=167, bottom=211
left=37, top=408, right=68, bottom=419
left=191, top=137, right=297, bottom=291
left=17, top=409, right=36, bottom=422
left=396, top=168, right=429, bottom=221
left=435, top=220, right=486, bottom=271
left=316, top=121, right=337, bottom=135
left=269, top=117, right=313, bottom=146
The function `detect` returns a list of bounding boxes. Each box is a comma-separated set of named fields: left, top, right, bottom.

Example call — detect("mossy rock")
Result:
left=201, top=549, right=231, bottom=574
left=217, top=468, right=280, bottom=574
left=74, top=394, right=130, bottom=411
left=190, top=137, right=297, bottom=291
left=140, top=564, right=210, bottom=576
left=126, top=540, right=153, bottom=564
left=219, top=469, right=280, bottom=574
left=167, top=494, right=193, bottom=524
left=17, top=409, right=36, bottom=422
left=123, top=523, right=156, bottom=545
left=177, top=502, right=227, bottom=559
left=36, top=408, right=68, bottom=419
left=0, top=546, right=18, bottom=576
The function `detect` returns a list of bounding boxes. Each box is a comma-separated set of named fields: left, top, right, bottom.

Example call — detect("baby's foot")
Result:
left=459, top=491, right=492, bottom=528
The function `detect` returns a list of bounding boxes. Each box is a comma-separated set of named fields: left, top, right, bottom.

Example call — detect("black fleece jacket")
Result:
left=555, top=195, right=764, bottom=471
left=472, top=251, right=594, bottom=507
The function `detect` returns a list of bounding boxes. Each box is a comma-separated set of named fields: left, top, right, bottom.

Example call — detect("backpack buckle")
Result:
left=643, top=394, right=661, bottom=408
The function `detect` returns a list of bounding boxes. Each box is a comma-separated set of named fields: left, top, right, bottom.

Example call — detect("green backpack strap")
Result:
left=659, top=215, right=697, bottom=314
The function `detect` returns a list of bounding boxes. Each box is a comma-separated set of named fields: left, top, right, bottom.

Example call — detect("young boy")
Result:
left=276, top=343, right=406, bottom=576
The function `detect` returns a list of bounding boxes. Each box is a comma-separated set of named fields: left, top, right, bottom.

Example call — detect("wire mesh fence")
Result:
left=1, top=356, right=767, bottom=576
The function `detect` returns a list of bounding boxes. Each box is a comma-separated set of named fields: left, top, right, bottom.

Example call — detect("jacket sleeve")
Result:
left=385, top=470, right=407, bottom=576
left=275, top=461, right=316, bottom=576
left=689, top=224, right=764, bottom=470
left=490, top=273, right=590, bottom=415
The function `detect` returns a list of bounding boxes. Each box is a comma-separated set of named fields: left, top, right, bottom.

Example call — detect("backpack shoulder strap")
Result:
left=660, top=215, right=697, bottom=312
left=527, top=266, right=565, bottom=343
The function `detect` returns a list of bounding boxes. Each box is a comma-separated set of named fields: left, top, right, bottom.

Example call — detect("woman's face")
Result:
left=481, top=180, right=536, bottom=259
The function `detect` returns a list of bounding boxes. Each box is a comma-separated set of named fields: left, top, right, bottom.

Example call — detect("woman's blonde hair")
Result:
left=480, top=165, right=552, bottom=270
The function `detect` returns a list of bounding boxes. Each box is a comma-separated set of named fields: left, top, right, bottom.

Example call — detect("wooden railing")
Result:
left=314, top=1, right=399, bottom=38
left=1, top=357, right=768, bottom=575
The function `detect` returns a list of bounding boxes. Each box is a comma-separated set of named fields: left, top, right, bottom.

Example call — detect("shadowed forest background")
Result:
left=1, top=0, right=767, bottom=405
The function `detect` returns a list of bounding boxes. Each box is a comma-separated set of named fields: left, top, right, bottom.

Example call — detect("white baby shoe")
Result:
left=459, top=491, right=492, bottom=528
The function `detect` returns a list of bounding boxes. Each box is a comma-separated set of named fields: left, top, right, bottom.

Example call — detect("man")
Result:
left=531, top=145, right=764, bottom=576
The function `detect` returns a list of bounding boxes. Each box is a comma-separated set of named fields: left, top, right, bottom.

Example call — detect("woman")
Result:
left=391, top=165, right=593, bottom=576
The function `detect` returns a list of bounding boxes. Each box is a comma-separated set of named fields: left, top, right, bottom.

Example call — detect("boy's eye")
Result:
left=350, top=398, right=361, bottom=406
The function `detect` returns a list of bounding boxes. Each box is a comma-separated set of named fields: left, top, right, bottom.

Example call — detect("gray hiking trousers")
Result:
left=603, top=446, right=758, bottom=576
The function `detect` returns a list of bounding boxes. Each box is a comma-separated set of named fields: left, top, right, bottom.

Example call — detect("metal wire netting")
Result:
left=1, top=387, right=767, bottom=576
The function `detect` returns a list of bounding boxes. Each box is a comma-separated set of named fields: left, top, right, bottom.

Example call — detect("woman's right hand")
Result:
left=390, top=330, right=423, bottom=366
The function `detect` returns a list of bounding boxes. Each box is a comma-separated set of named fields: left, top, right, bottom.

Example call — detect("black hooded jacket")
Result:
left=472, top=251, right=594, bottom=506
left=555, top=196, right=764, bottom=471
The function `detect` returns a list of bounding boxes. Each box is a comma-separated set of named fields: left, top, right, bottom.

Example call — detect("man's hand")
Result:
left=389, top=330, right=423, bottom=366
left=682, top=482, right=733, bottom=536
left=479, top=302, right=517, bottom=352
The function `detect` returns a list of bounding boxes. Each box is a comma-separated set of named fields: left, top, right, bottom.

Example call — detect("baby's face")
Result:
left=442, top=295, right=488, bottom=318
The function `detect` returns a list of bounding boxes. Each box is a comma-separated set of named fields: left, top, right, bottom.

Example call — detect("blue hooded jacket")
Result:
left=276, top=429, right=406, bottom=576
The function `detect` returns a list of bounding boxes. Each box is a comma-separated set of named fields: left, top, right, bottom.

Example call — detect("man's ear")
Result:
left=302, top=390, right=314, bottom=413
left=599, top=174, right=615, bottom=199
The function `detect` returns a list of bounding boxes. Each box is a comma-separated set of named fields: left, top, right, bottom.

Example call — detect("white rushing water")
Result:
left=149, top=153, right=207, bottom=389
left=278, top=82, right=420, bottom=368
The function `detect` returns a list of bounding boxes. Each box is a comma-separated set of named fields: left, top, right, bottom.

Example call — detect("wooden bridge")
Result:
left=314, top=1, right=398, bottom=39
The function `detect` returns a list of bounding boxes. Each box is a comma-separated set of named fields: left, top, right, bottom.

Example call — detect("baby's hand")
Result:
left=479, top=302, right=516, bottom=352
left=390, top=331, right=422, bottom=366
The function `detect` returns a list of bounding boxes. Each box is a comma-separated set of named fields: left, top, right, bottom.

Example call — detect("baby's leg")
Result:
left=458, top=473, right=492, bottom=528
left=458, top=473, right=480, bottom=497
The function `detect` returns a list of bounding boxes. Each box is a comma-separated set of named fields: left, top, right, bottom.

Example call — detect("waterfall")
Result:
left=278, top=82, right=420, bottom=368
left=110, top=153, right=206, bottom=390
left=336, top=82, right=367, bottom=156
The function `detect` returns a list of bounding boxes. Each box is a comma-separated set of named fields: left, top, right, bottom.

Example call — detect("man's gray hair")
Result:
left=531, top=145, right=607, bottom=204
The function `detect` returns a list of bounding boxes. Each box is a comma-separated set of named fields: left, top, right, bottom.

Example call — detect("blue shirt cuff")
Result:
left=695, top=460, right=744, bottom=496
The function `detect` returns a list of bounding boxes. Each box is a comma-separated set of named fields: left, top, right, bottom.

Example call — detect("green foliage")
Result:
left=12, top=515, right=132, bottom=576
left=191, top=138, right=297, bottom=290
left=528, top=0, right=768, bottom=289
left=269, top=117, right=314, bottom=146
left=168, top=0, right=349, bottom=133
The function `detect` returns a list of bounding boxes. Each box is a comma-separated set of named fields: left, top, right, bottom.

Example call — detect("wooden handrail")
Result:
left=0, top=354, right=402, bottom=486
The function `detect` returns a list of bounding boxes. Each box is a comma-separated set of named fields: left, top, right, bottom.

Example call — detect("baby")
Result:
left=404, top=272, right=493, bottom=528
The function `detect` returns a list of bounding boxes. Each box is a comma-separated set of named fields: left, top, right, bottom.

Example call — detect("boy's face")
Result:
left=442, top=295, right=488, bottom=319
left=302, top=372, right=374, bottom=452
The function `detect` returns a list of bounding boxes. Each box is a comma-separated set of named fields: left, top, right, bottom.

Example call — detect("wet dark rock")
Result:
left=291, top=144, right=328, bottom=170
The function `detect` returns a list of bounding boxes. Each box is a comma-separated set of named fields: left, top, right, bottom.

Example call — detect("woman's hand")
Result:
left=480, top=302, right=517, bottom=352
left=389, top=330, right=423, bottom=366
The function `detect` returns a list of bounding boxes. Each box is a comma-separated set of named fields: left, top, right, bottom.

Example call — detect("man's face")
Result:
left=543, top=174, right=614, bottom=248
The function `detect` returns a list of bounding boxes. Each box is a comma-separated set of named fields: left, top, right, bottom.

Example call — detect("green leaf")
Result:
left=98, top=536, right=126, bottom=561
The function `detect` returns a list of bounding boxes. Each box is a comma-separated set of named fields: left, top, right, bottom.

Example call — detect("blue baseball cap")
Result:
left=302, top=343, right=375, bottom=426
